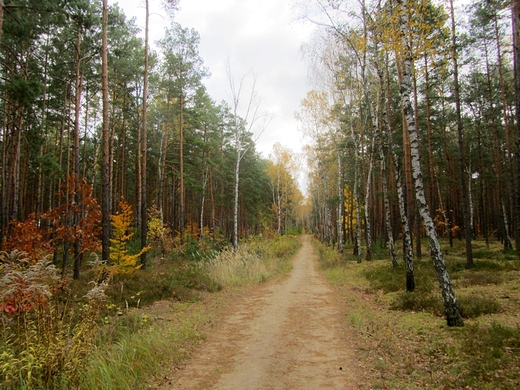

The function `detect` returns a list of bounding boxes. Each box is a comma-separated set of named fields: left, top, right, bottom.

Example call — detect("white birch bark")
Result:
left=397, top=0, right=463, bottom=326
left=337, top=149, right=344, bottom=252
left=227, top=63, right=268, bottom=251
left=364, top=137, right=374, bottom=261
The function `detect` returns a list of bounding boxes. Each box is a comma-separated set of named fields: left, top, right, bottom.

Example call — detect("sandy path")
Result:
left=168, top=235, right=360, bottom=389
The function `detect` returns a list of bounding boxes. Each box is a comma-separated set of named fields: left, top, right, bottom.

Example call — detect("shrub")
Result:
left=390, top=290, right=444, bottom=315
left=109, top=201, right=150, bottom=275
left=363, top=266, right=404, bottom=293
left=457, top=293, right=500, bottom=318
left=457, top=271, right=505, bottom=287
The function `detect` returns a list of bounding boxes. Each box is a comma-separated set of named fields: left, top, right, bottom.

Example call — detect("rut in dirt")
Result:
left=169, top=235, right=360, bottom=389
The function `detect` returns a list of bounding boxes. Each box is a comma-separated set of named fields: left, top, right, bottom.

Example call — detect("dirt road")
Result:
left=168, top=235, right=360, bottom=389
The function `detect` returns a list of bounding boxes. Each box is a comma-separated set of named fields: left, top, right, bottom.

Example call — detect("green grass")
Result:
left=78, top=234, right=301, bottom=389
left=1, top=234, right=301, bottom=389
left=80, top=305, right=208, bottom=390
left=314, top=237, right=520, bottom=389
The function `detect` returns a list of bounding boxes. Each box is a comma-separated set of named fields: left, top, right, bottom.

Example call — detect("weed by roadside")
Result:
left=0, top=251, right=107, bottom=390
left=201, top=235, right=300, bottom=287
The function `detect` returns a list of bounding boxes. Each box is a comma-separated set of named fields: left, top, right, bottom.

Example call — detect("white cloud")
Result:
left=109, top=0, right=315, bottom=158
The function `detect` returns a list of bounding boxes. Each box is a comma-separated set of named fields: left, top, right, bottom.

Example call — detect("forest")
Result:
left=1, top=0, right=520, bottom=388
left=300, top=0, right=520, bottom=326
left=0, top=0, right=306, bottom=270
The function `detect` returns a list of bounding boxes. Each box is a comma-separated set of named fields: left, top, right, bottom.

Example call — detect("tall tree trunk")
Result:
left=449, top=0, right=473, bottom=268
left=0, top=1, right=4, bottom=43
left=493, top=10, right=515, bottom=238
left=101, top=0, right=111, bottom=264
left=364, top=137, right=375, bottom=261
left=200, top=124, right=208, bottom=237
left=73, top=27, right=84, bottom=279
left=384, top=50, right=414, bottom=283
left=485, top=41, right=512, bottom=250
left=377, top=67, right=398, bottom=268
left=158, top=95, right=171, bottom=222
left=353, top=149, right=362, bottom=262
left=179, top=95, right=185, bottom=244
left=397, top=0, right=463, bottom=326
left=233, top=154, right=240, bottom=251
left=337, top=149, right=344, bottom=252
left=140, top=0, right=149, bottom=268
left=412, top=65, right=422, bottom=260
left=513, top=0, right=520, bottom=254
left=424, top=54, right=436, bottom=216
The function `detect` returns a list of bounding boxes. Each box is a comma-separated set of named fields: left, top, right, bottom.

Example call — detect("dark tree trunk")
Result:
left=512, top=0, right=520, bottom=254
left=449, top=0, right=473, bottom=268
left=101, top=0, right=111, bottom=264
left=140, top=0, right=149, bottom=268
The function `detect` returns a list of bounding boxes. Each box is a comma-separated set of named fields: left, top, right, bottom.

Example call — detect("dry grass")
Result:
left=317, top=238, right=520, bottom=389
left=201, top=235, right=300, bottom=287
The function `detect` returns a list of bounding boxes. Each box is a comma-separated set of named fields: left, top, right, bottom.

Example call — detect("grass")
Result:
left=79, top=303, right=208, bottom=390
left=0, top=234, right=301, bottom=389
left=315, top=237, right=520, bottom=389
left=201, top=235, right=300, bottom=287
left=77, top=234, right=300, bottom=389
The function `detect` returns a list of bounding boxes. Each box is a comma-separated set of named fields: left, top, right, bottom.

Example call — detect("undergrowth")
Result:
left=0, top=234, right=300, bottom=389
left=314, top=237, right=520, bottom=389
left=201, top=235, right=300, bottom=287
left=79, top=306, right=208, bottom=390
left=0, top=251, right=107, bottom=389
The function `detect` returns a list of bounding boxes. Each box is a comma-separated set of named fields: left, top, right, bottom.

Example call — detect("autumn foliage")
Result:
left=3, top=176, right=101, bottom=264
left=109, top=201, right=150, bottom=275
left=3, top=214, right=52, bottom=261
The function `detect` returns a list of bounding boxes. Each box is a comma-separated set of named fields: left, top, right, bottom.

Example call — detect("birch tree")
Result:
left=227, top=64, right=268, bottom=251
left=396, top=0, right=463, bottom=326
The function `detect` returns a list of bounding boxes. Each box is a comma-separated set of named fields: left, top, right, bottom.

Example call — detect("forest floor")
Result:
left=147, top=235, right=369, bottom=389
left=143, top=236, right=520, bottom=389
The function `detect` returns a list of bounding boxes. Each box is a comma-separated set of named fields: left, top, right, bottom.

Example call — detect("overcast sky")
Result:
left=108, top=0, right=315, bottom=159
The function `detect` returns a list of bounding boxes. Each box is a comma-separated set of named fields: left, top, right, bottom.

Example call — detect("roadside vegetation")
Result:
left=315, top=238, right=520, bottom=389
left=0, top=234, right=300, bottom=390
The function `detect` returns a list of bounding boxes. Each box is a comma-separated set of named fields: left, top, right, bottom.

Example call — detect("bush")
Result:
left=457, top=270, right=505, bottom=287
left=457, top=293, right=500, bottom=318
left=390, top=291, right=500, bottom=319
left=363, top=266, right=404, bottom=293
left=363, top=260, right=436, bottom=294
left=314, top=240, right=343, bottom=269
left=105, top=261, right=221, bottom=308
left=390, top=290, right=444, bottom=315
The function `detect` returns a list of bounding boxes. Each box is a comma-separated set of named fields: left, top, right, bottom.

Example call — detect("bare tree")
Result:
left=226, top=61, right=269, bottom=251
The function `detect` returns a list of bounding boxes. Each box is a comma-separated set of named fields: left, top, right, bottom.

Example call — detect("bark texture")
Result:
left=397, top=0, right=463, bottom=326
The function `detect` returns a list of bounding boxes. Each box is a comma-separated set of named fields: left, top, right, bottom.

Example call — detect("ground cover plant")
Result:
left=0, top=234, right=300, bottom=389
left=316, top=237, right=520, bottom=389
